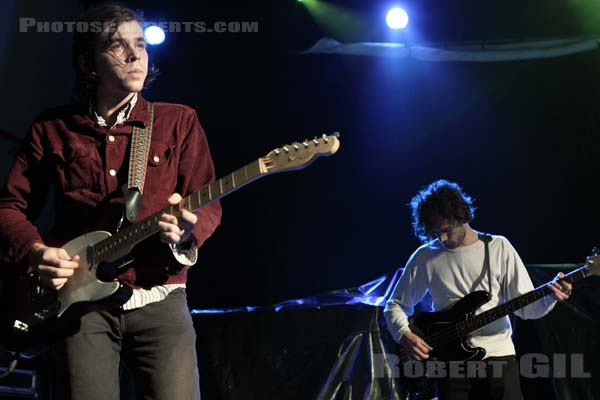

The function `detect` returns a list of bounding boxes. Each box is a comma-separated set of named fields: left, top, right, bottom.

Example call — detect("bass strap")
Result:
left=478, top=233, right=493, bottom=294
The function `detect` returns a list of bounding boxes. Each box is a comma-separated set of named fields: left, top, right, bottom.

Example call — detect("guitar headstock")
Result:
left=586, top=247, right=600, bottom=277
left=261, top=133, right=340, bottom=174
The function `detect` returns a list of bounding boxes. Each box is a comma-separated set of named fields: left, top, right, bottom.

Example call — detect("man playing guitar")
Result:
left=384, top=179, right=572, bottom=400
left=0, top=4, right=221, bottom=399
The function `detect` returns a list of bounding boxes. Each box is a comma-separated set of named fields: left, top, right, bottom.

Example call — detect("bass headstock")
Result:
left=585, top=247, right=600, bottom=277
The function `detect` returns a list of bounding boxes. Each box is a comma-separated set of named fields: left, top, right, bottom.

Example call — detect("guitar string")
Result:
left=423, top=287, right=550, bottom=349
left=426, top=265, right=587, bottom=347
left=398, top=267, right=586, bottom=364
left=422, top=294, right=536, bottom=348
left=415, top=271, right=581, bottom=350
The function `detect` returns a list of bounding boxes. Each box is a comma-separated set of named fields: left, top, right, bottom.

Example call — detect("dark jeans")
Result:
left=436, top=356, right=522, bottom=400
left=51, top=288, right=200, bottom=400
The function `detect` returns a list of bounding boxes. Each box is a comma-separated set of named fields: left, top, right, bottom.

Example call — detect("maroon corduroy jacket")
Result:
left=0, top=95, right=222, bottom=288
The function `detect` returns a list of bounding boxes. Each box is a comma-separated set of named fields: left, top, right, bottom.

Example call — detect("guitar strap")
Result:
left=124, top=102, right=155, bottom=224
left=479, top=234, right=493, bottom=294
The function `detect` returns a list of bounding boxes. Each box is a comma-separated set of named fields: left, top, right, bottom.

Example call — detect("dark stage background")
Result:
left=1, top=0, right=599, bottom=310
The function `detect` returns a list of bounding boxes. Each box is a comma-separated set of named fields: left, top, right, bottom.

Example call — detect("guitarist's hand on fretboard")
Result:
left=400, top=330, right=433, bottom=360
left=548, top=272, right=572, bottom=302
left=158, top=193, right=198, bottom=246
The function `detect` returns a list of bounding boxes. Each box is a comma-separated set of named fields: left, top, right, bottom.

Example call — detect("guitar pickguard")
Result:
left=58, top=231, right=122, bottom=317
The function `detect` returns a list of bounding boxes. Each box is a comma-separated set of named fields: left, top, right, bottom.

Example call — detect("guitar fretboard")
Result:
left=91, top=159, right=265, bottom=264
left=454, top=266, right=588, bottom=338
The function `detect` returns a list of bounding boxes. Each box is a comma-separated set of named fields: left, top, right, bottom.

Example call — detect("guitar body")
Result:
left=397, top=291, right=491, bottom=394
left=1, top=231, right=133, bottom=356
left=58, top=231, right=123, bottom=316
left=412, top=290, right=491, bottom=362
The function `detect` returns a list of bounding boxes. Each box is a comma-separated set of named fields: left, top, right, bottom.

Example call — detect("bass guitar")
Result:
left=398, top=252, right=599, bottom=392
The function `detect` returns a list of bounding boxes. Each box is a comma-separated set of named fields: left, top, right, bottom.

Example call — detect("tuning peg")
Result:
left=322, top=134, right=329, bottom=143
left=312, top=138, right=319, bottom=145
left=282, top=146, right=290, bottom=153
left=274, top=148, right=280, bottom=155
left=292, top=143, right=299, bottom=151
left=302, top=141, right=309, bottom=148
left=333, top=131, right=340, bottom=138
left=592, top=247, right=600, bottom=256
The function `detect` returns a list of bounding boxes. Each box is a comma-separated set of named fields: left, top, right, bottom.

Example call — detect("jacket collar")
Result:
left=128, top=94, right=151, bottom=128
left=72, top=93, right=151, bottom=131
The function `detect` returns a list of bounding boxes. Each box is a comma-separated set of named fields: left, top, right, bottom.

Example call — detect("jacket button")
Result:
left=109, top=169, right=116, bottom=176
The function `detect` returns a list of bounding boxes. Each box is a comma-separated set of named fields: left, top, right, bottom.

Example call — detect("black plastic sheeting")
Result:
left=193, top=266, right=600, bottom=400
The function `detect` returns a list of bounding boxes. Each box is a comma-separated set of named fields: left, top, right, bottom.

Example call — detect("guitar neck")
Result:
left=456, top=265, right=589, bottom=336
left=88, top=132, right=341, bottom=266
left=91, top=159, right=266, bottom=263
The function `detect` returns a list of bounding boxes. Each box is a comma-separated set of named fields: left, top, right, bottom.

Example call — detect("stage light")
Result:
left=144, top=25, right=165, bottom=45
left=386, top=7, right=409, bottom=30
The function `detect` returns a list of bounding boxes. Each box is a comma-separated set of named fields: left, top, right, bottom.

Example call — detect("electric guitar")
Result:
left=1, top=134, right=341, bottom=356
left=397, top=252, right=600, bottom=391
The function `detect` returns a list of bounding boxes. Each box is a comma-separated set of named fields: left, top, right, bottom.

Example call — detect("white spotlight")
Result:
left=386, top=7, right=409, bottom=30
left=144, top=25, right=165, bottom=45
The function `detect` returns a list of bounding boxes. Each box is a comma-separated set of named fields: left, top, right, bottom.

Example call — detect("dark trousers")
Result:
left=436, top=356, right=523, bottom=400
left=52, top=288, right=200, bottom=400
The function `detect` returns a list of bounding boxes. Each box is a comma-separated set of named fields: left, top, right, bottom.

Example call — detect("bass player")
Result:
left=384, top=179, right=571, bottom=400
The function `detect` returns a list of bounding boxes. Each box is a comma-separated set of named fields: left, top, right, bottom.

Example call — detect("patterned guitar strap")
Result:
left=122, top=102, right=155, bottom=225
left=479, top=233, right=493, bottom=295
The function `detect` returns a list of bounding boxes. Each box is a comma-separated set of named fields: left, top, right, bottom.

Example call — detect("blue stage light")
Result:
left=386, top=7, right=409, bottom=30
left=144, top=25, right=165, bottom=45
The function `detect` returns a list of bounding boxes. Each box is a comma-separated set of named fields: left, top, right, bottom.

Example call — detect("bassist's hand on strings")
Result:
left=158, top=193, right=198, bottom=246
left=27, top=243, right=80, bottom=290
left=548, top=272, right=572, bottom=302
left=400, top=330, right=433, bottom=360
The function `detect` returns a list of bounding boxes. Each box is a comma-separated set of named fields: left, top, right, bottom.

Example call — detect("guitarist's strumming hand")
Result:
left=158, top=193, right=198, bottom=246
left=400, top=330, right=433, bottom=360
left=548, top=272, right=572, bottom=302
left=27, top=243, right=80, bottom=290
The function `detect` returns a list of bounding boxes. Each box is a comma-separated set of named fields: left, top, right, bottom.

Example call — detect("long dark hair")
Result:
left=72, top=3, right=158, bottom=102
left=410, top=179, right=476, bottom=243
